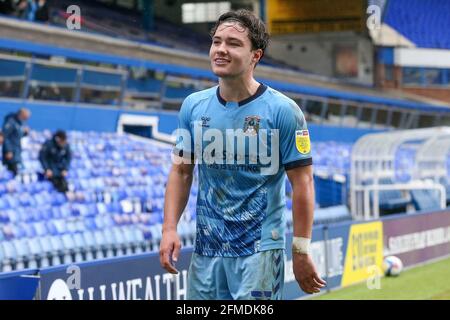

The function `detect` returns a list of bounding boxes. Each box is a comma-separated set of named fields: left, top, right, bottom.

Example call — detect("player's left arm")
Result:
left=286, top=165, right=326, bottom=294
left=277, top=98, right=326, bottom=295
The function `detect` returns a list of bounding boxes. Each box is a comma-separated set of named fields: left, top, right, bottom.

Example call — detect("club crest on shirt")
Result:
left=243, top=115, right=260, bottom=136
left=295, top=130, right=310, bottom=154
left=201, top=116, right=211, bottom=128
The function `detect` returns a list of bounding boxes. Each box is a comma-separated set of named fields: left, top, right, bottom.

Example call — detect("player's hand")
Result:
left=159, top=229, right=181, bottom=274
left=45, top=169, right=53, bottom=178
left=293, top=253, right=326, bottom=294
left=5, top=152, right=13, bottom=160
left=61, top=170, right=68, bottom=177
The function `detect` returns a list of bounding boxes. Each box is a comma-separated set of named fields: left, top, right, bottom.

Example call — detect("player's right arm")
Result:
left=160, top=160, right=195, bottom=274
left=160, top=94, right=195, bottom=274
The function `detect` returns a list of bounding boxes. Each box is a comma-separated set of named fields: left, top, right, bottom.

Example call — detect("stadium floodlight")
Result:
left=350, top=127, right=450, bottom=220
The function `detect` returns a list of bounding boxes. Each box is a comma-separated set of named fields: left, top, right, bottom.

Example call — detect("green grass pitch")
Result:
left=312, top=256, right=450, bottom=300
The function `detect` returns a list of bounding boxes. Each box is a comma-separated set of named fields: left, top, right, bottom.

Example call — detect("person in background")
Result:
left=26, top=0, right=37, bottom=21
left=39, top=130, right=72, bottom=193
left=34, top=0, right=49, bottom=22
left=2, top=108, right=31, bottom=176
left=0, top=0, right=15, bottom=15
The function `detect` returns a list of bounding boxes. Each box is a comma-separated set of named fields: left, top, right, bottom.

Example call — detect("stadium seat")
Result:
left=38, top=236, right=55, bottom=267
left=11, top=239, right=31, bottom=270
left=411, top=189, right=442, bottom=212
left=61, top=234, right=76, bottom=264
left=27, top=238, right=43, bottom=269
left=93, top=230, right=111, bottom=258
left=1, top=241, right=18, bottom=272
left=81, top=231, right=97, bottom=261
left=49, top=236, right=64, bottom=266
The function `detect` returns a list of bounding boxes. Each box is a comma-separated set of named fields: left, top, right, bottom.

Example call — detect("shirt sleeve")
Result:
left=172, top=95, right=194, bottom=161
left=278, top=101, right=313, bottom=170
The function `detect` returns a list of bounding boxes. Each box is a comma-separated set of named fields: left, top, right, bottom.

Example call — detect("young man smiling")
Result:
left=160, top=9, right=326, bottom=300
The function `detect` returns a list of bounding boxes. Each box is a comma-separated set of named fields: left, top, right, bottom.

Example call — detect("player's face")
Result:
left=55, top=137, right=67, bottom=147
left=210, top=21, right=260, bottom=78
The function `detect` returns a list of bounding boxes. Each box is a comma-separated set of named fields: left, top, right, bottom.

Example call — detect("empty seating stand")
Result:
left=0, top=130, right=198, bottom=272
left=378, top=189, right=411, bottom=214
left=384, top=0, right=450, bottom=49
left=366, top=179, right=411, bottom=215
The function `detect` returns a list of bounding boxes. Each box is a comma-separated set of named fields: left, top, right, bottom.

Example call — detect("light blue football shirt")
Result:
left=174, top=83, right=312, bottom=257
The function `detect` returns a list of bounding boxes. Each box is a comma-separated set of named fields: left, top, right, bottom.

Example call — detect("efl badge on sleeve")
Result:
left=295, top=130, right=311, bottom=154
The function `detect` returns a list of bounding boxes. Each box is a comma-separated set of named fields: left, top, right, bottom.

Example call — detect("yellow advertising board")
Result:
left=267, top=0, right=365, bottom=35
left=341, top=221, right=384, bottom=287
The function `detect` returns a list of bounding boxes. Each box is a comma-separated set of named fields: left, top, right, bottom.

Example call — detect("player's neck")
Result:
left=218, top=76, right=260, bottom=103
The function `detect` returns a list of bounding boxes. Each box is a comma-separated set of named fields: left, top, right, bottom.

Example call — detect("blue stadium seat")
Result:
left=378, top=189, right=411, bottom=212
left=12, top=239, right=31, bottom=270
left=6, top=209, right=19, bottom=224
left=51, top=206, right=62, bottom=219
left=40, top=207, right=52, bottom=221
left=38, top=236, right=55, bottom=266
left=411, top=189, right=442, bottom=212
left=46, top=220, right=58, bottom=236
left=60, top=205, right=72, bottom=218
left=94, top=230, right=112, bottom=258
left=52, top=219, right=68, bottom=234
left=61, top=234, right=76, bottom=264
left=1, top=241, right=18, bottom=270
left=110, top=228, right=127, bottom=255
left=72, top=233, right=87, bottom=262
left=34, top=222, right=48, bottom=237
left=27, top=238, right=43, bottom=268
left=81, top=231, right=97, bottom=261
left=84, top=217, right=96, bottom=231
left=22, top=223, right=37, bottom=238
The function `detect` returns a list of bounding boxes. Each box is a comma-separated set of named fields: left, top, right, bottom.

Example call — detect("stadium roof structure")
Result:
left=350, top=127, right=450, bottom=220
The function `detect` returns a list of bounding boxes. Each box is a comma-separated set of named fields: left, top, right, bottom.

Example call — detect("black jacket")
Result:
left=2, top=112, right=28, bottom=164
left=39, top=137, right=72, bottom=176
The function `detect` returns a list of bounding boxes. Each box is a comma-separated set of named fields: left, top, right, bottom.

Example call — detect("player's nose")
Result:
left=215, top=42, right=228, bottom=55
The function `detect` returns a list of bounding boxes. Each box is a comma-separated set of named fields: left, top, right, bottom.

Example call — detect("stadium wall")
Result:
left=383, top=210, right=450, bottom=268
left=2, top=209, right=449, bottom=300
left=268, top=33, right=374, bottom=85
left=0, top=100, right=380, bottom=143
left=0, top=268, right=39, bottom=300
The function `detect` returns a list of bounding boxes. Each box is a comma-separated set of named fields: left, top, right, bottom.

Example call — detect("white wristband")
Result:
left=292, top=237, right=311, bottom=255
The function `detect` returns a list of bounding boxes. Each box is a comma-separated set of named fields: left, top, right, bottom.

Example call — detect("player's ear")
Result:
left=252, top=49, right=263, bottom=63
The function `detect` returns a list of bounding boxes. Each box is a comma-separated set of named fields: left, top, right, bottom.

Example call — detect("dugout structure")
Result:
left=350, top=127, right=449, bottom=220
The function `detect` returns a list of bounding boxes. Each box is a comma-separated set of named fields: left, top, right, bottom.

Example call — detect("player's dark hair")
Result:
left=54, top=130, right=67, bottom=141
left=210, top=9, right=269, bottom=59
